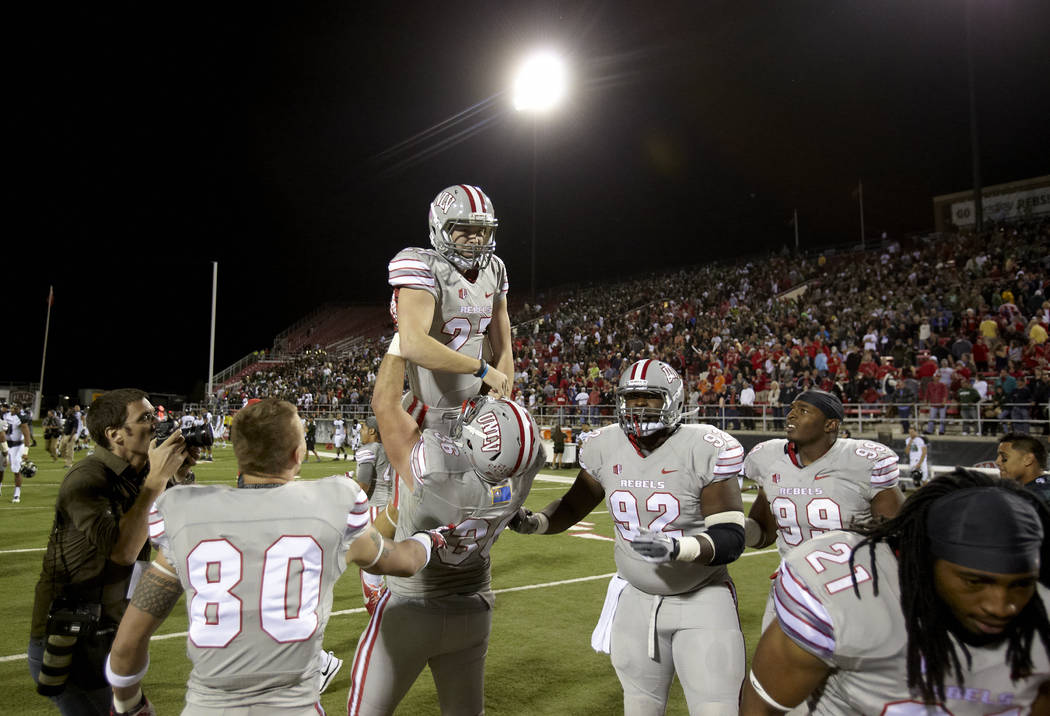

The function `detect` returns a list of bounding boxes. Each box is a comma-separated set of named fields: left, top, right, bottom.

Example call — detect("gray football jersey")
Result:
left=743, top=438, right=899, bottom=559
left=388, top=247, right=509, bottom=410
left=387, top=429, right=539, bottom=599
left=149, top=476, right=370, bottom=709
left=775, top=531, right=1050, bottom=715
left=355, top=441, right=395, bottom=508
left=580, top=423, right=745, bottom=596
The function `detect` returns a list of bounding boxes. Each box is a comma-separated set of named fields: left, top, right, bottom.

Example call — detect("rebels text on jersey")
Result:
left=386, top=430, right=540, bottom=600
left=743, top=438, right=899, bottom=558
left=388, top=247, right=509, bottom=410
left=148, top=477, right=370, bottom=709
left=774, top=531, right=1050, bottom=715
left=580, top=423, right=745, bottom=596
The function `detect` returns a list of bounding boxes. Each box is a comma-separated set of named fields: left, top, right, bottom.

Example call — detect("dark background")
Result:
left=9, top=1, right=1050, bottom=400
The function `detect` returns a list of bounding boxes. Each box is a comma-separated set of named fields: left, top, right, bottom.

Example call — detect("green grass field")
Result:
left=1, top=442, right=778, bottom=715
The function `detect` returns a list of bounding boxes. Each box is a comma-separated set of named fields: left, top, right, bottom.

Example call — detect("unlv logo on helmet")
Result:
left=659, top=363, right=680, bottom=384
left=477, top=411, right=502, bottom=452
left=435, top=191, right=456, bottom=214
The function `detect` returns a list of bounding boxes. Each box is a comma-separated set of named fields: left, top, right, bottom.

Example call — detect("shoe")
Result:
left=318, top=650, right=343, bottom=694
left=12, top=496, right=20, bottom=504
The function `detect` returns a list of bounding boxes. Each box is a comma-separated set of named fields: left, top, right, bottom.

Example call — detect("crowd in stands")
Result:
left=212, top=220, right=1050, bottom=436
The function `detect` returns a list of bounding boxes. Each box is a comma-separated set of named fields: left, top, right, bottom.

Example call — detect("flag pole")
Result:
left=858, top=179, right=866, bottom=249
left=207, top=262, right=218, bottom=404
left=35, top=286, right=54, bottom=418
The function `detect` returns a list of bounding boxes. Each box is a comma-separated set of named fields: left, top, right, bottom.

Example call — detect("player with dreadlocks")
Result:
left=742, top=469, right=1050, bottom=715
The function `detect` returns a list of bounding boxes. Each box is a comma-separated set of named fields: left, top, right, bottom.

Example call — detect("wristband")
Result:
left=675, top=535, right=702, bottom=562
left=113, top=688, right=144, bottom=714
left=474, top=359, right=488, bottom=379
left=387, top=334, right=402, bottom=357
left=408, top=533, right=434, bottom=568
left=105, top=653, right=150, bottom=688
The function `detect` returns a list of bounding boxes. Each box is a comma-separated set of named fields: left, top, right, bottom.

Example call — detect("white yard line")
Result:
left=0, top=547, right=779, bottom=664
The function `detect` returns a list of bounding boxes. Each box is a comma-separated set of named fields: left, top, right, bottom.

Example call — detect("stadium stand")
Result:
left=209, top=221, right=1050, bottom=436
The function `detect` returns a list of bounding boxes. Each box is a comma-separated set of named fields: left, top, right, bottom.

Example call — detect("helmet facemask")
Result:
left=436, top=219, right=497, bottom=273
left=617, top=389, right=678, bottom=437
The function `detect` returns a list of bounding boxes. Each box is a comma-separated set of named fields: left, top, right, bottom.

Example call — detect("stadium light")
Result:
left=512, top=51, right=567, bottom=114
left=513, top=50, right=568, bottom=301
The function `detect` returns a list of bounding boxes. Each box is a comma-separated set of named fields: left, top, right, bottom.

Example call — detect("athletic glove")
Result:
left=629, top=528, right=680, bottom=562
left=508, top=507, right=547, bottom=534
left=411, top=524, right=453, bottom=556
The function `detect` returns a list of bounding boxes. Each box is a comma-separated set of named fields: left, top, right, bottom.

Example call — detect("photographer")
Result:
left=28, top=389, right=195, bottom=715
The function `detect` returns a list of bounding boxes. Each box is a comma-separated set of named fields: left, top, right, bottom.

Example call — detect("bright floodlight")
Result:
left=513, top=51, right=567, bottom=112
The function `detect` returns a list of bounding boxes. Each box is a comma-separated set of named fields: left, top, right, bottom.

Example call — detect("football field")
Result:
left=1, top=443, right=779, bottom=715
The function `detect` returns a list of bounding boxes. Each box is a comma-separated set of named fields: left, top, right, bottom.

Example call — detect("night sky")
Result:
left=10, top=1, right=1050, bottom=402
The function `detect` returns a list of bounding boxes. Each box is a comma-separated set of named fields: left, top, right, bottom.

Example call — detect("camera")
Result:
left=154, top=418, right=214, bottom=449
left=37, top=599, right=102, bottom=696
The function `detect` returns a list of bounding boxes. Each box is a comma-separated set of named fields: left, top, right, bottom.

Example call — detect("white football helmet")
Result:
left=428, top=184, right=498, bottom=273
left=452, top=396, right=539, bottom=484
left=616, top=359, right=685, bottom=437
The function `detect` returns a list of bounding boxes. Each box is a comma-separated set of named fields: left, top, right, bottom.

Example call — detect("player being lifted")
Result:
left=388, top=184, right=514, bottom=434
left=511, top=359, right=748, bottom=715
left=742, top=389, right=904, bottom=630
left=105, top=399, right=446, bottom=715
left=743, top=469, right=1050, bottom=715
left=347, top=348, right=543, bottom=716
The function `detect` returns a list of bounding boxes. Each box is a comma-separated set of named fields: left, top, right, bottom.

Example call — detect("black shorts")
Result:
left=306, top=439, right=316, bottom=450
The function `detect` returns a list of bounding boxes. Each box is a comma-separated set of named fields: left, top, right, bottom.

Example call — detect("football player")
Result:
left=743, top=470, right=1050, bottom=714
left=351, top=419, right=362, bottom=453
left=1, top=402, right=32, bottom=503
left=354, top=415, right=401, bottom=615
left=388, top=184, right=513, bottom=435
left=332, top=414, right=348, bottom=460
left=510, top=359, right=748, bottom=715
left=742, top=389, right=904, bottom=630
left=347, top=348, right=543, bottom=716
left=105, top=399, right=447, bottom=716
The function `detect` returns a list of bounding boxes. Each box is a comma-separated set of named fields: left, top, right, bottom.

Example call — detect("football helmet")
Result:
left=428, top=184, right=498, bottom=273
left=616, top=359, right=685, bottom=437
left=452, top=396, right=539, bottom=484
left=20, top=459, right=37, bottom=479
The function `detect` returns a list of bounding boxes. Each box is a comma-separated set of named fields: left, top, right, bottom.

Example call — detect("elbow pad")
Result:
left=705, top=522, right=746, bottom=565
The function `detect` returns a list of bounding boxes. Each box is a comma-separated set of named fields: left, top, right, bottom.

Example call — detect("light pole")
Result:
left=513, top=51, right=567, bottom=303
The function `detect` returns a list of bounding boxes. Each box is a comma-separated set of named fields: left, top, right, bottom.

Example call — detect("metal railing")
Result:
left=179, top=399, right=1048, bottom=437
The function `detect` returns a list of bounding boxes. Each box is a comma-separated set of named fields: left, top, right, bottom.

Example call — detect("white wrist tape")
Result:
left=113, top=687, right=144, bottom=713
left=533, top=512, right=550, bottom=534
left=408, top=533, right=433, bottom=568
left=749, top=669, right=793, bottom=712
left=675, top=535, right=703, bottom=561
left=105, top=653, right=149, bottom=688
left=387, top=334, right=402, bottom=357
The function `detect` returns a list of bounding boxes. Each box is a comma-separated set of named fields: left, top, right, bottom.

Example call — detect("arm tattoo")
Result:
left=368, top=530, right=392, bottom=561
left=130, top=569, right=184, bottom=619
